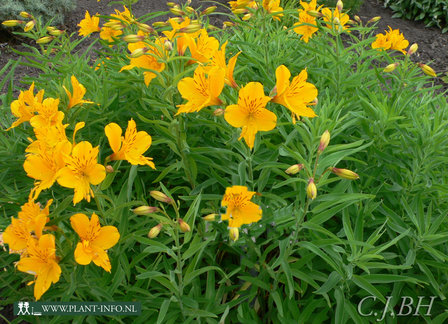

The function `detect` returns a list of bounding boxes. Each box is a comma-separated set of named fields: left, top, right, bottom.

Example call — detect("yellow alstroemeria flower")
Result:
left=110, top=6, right=134, bottom=25
left=322, top=7, right=350, bottom=31
left=104, top=119, right=156, bottom=169
left=176, top=66, right=225, bottom=115
left=371, top=33, right=391, bottom=51
left=78, top=11, right=100, bottom=37
left=7, top=82, right=44, bottom=130
left=293, top=11, right=318, bottom=43
left=163, top=17, right=197, bottom=55
left=18, top=198, right=53, bottom=239
left=24, top=140, right=72, bottom=200
left=385, top=27, right=409, bottom=54
left=206, top=41, right=241, bottom=89
left=262, top=0, right=283, bottom=21
left=3, top=217, right=34, bottom=252
left=120, top=37, right=166, bottom=86
left=221, top=185, right=262, bottom=228
left=63, top=76, right=94, bottom=109
left=30, top=98, right=64, bottom=130
left=224, top=82, right=276, bottom=149
left=70, top=212, right=120, bottom=272
left=272, top=65, right=318, bottom=123
left=16, top=234, right=61, bottom=300
left=57, top=141, right=106, bottom=204
left=298, top=0, right=319, bottom=13
left=187, top=29, right=220, bottom=64
left=99, top=26, right=123, bottom=43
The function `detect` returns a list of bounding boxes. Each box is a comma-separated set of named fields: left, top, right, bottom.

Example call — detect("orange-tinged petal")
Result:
left=87, top=164, right=106, bottom=185
left=224, top=104, right=247, bottom=128
left=275, top=65, right=291, bottom=96
left=70, top=213, right=90, bottom=239
left=226, top=51, right=241, bottom=88
left=91, top=246, right=112, bottom=272
left=105, top=123, right=123, bottom=153
left=93, top=226, right=120, bottom=250
left=74, top=242, right=93, bottom=265
left=208, top=67, right=226, bottom=99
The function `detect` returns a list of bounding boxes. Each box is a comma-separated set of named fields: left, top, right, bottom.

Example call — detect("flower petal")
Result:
left=93, top=226, right=120, bottom=250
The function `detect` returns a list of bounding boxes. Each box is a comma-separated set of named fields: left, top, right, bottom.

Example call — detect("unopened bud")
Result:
left=213, top=108, right=224, bottom=116
left=2, top=20, right=23, bottom=27
left=24, top=20, right=35, bottom=32
left=150, top=190, right=173, bottom=204
left=178, top=218, right=191, bottom=232
left=202, top=6, right=217, bottom=15
left=223, top=21, right=235, bottom=28
left=203, top=213, right=217, bottom=221
left=170, top=8, right=185, bottom=16
left=164, top=39, right=173, bottom=51
left=152, top=21, right=169, bottom=28
left=367, top=16, right=381, bottom=24
left=185, top=6, right=195, bottom=14
left=229, top=227, right=239, bottom=241
left=178, top=23, right=202, bottom=33
left=130, top=47, right=148, bottom=58
left=133, top=206, right=159, bottom=215
left=347, top=19, right=356, bottom=25
left=233, top=8, right=248, bottom=15
left=48, top=29, right=64, bottom=36
left=307, top=10, right=322, bottom=18
left=336, top=0, right=343, bottom=12
left=20, top=12, right=33, bottom=19
left=354, top=15, right=362, bottom=24
left=166, top=2, right=176, bottom=7
left=407, top=43, right=418, bottom=56
left=333, top=17, right=340, bottom=25
left=330, top=167, right=359, bottom=180
left=105, top=165, right=114, bottom=173
left=148, top=223, right=163, bottom=238
left=418, top=63, right=437, bottom=77
left=306, top=178, right=317, bottom=200
left=383, top=62, right=399, bottom=73
left=137, top=22, right=154, bottom=34
left=123, top=34, right=145, bottom=43
left=36, top=36, right=54, bottom=44
left=285, top=164, right=304, bottom=175
left=319, top=130, right=330, bottom=152
left=103, top=21, right=124, bottom=30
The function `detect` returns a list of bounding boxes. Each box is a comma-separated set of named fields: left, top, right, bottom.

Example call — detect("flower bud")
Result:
left=36, top=36, right=54, bottom=44
left=213, top=108, right=224, bottom=116
left=20, top=12, right=33, bottom=19
left=330, top=167, right=359, bottom=180
left=407, top=43, right=418, bottom=56
left=164, top=39, right=173, bottom=51
left=137, top=22, right=154, bottom=34
left=223, top=21, right=235, bottom=29
left=354, top=15, right=362, bottom=24
left=132, top=206, right=159, bottom=215
left=150, top=190, right=173, bottom=204
left=229, top=227, right=239, bottom=241
left=418, top=63, right=437, bottom=77
left=148, top=223, right=163, bottom=238
left=367, top=16, right=381, bottom=24
left=170, top=7, right=185, bottom=16
left=178, top=218, right=191, bottom=232
left=285, top=164, right=304, bottom=175
left=105, top=165, right=114, bottom=173
left=336, top=0, right=343, bottom=12
left=333, top=17, right=340, bottom=25
left=178, top=23, right=202, bottom=33
left=233, top=8, right=248, bottom=14
left=130, top=47, right=148, bottom=58
left=203, top=213, right=217, bottom=221
left=24, top=20, right=35, bottom=32
left=166, top=2, right=176, bottom=7
left=2, top=20, right=23, bottom=27
left=383, top=62, right=399, bottom=73
left=185, top=6, right=195, bottom=14
left=48, top=29, right=64, bottom=36
left=306, top=178, right=317, bottom=200
left=202, top=6, right=217, bottom=15
left=318, top=130, right=330, bottom=152
left=123, top=34, right=145, bottom=43
left=152, top=21, right=169, bottom=28
left=307, top=10, right=322, bottom=18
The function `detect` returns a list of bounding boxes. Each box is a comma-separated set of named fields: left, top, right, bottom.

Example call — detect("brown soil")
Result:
left=1, top=0, right=448, bottom=95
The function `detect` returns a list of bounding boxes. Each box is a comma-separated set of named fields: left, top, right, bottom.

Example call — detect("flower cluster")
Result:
left=372, top=26, right=409, bottom=54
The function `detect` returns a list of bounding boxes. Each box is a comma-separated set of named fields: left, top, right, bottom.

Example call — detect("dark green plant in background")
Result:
left=0, top=0, right=76, bottom=28
left=320, top=0, right=364, bottom=13
left=384, top=0, right=448, bottom=32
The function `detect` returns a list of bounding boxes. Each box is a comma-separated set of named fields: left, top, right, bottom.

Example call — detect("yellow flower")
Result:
left=57, top=141, right=106, bottom=204
left=298, top=0, right=320, bottom=13
left=120, top=37, right=166, bottom=86
left=221, top=185, right=262, bottom=228
left=322, top=7, right=350, bottom=31
left=78, top=11, right=100, bottom=37
left=3, top=217, right=33, bottom=252
left=100, top=26, right=123, bottom=43
left=206, top=41, right=241, bottom=88
left=63, top=75, right=94, bottom=109
left=176, top=66, right=225, bottom=115
left=293, top=11, right=318, bottom=43
left=371, top=33, right=391, bottom=51
left=24, top=139, right=72, bottom=200
left=163, top=17, right=197, bottom=55
left=7, top=82, right=44, bottom=130
left=18, top=198, right=53, bottom=239
left=110, top=6, right=134, bottom=25
left=16, top=234, right=61, bottom=300
left=262, top=0, right=283, bottom=21
left=224, top=82, right=276, bottom=149
left=272, top=65, right=318, bottom=123
left=187, top=29, right=220, bottom=64
left=372, top=27, right=409, bottom=54
left=229, top=0, right=258, bottom=14
left=30, top=98, right=64, bottom=130
left=104, top=119, right=156, bottom=169
left=70, top=213, right=120, bottom=272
